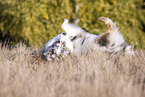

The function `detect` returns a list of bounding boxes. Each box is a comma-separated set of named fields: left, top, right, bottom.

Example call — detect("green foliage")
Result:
left=0, top=0, right=145, bottom=48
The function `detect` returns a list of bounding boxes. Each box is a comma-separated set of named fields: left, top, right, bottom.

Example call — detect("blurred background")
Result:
left=0, top=0, right=145, bottom=48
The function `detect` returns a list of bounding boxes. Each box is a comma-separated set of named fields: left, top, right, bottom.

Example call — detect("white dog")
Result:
left=43, top=16, right=134, bottom=60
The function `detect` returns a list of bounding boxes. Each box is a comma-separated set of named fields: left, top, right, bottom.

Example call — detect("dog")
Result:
left=43, top=16, right=134, bottom=61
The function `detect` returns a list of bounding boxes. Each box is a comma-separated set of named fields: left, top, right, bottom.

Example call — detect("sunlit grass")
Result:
left=0, top=43, right=144, bottom=97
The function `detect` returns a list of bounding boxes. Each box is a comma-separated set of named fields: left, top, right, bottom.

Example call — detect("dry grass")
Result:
left=0, top=43, right=145, bottom=97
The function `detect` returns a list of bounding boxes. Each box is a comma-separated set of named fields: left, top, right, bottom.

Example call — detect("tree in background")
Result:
left=0, top=0, right=145, bottom=48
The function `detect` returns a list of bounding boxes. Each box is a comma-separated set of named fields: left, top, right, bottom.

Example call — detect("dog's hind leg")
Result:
left=98, top=16, right=118, bottom=33
left=96, top=17, right=123, bottom=51
left=97, top=16, right=134, bottom=55
left=96, top=16, right=116, bottom=46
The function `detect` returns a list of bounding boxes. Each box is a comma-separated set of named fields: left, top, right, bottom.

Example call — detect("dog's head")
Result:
left=60, top=32, right=78, bottom=52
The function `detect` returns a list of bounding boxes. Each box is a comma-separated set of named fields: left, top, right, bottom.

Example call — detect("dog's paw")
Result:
left=98, top=16, right=112, bottom=24
left=98, top=16, right=107, bottom=22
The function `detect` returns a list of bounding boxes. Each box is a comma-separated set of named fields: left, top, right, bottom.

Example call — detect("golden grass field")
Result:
left=0, top=43, right=145, bottom=97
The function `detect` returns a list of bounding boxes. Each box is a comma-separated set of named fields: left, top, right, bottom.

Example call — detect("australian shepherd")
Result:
left=43, top=16, right=134, bottom=61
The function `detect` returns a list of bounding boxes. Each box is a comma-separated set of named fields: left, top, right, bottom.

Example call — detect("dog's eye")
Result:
left=62, top=32, right=66, bottom=35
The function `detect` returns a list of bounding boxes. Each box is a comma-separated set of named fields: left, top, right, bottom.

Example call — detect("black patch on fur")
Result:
left=120, top=42, right=126, bottom=47
left=62, top=32, right=66, bottom=35
left=121, top=42, right=127, bottom=51
left=111, top=42, right=115, bottom=47
left=81, top=38, right=86, bottom=45
left=123, top=46, right=126, bottom=51
left=98, top=33, right=109, bottom=46
left=71, top=36, right=77, bottom=41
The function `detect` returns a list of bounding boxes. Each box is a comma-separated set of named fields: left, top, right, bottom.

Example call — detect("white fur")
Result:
left=43, top=34, right=61, bottom=56
left=60, top=17, right=134, bottom=55
left=60, top=32, right=74, bottom=52
left=44, top=17, right=134, bottom=61
left=61, top=19, right=85, bottom=37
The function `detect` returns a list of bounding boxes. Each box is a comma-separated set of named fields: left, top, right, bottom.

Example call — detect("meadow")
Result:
left=0, top=0, right=145, bottom=96
left=0, top=43, right=144, bottom=97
